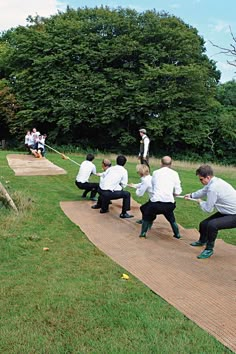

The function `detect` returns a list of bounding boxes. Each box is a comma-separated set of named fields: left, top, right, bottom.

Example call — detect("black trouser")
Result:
left=140, top=154, right=149, bottom=168
left=199, top=212, right=236, bottom=244
left=75, top=181, right=99, bottom=198
left=97, top=187, right=131, bottom=213
left=141, top=200, right=177, bottom=227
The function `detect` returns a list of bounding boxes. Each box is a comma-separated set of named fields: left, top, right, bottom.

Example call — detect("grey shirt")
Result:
left=192, top=176, right=236, bottom=214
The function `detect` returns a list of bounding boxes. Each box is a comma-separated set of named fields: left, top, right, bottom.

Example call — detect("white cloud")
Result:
left=217, top=61, right=236, bottom=83
left=208, top=20, right=231, bottom=34
left=169, top=3, right=181, bottom=10
left=0, top=0, right=66, bottom=32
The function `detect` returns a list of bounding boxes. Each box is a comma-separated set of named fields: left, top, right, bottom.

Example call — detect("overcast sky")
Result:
left=0, top=0, right=235, bottom=83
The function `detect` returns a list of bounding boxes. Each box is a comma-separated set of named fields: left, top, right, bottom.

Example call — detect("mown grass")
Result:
left=0, top=150, right=235, bottom=353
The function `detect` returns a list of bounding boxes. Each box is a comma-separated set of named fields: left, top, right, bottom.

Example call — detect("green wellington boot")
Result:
left=197, top=241, right=214, bottom=259
left=190, top=240, right=206, bottom=247
left=139, top=220, right=151, bottom=238
left=171, top=221, right=181, bottom=239
left=197, top=249, right=214, bottom=259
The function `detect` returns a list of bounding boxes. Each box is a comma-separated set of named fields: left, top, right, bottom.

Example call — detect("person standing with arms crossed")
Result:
left=184, top=165, right=236, bottom=259
left=138, top=129, right=150, bottom=168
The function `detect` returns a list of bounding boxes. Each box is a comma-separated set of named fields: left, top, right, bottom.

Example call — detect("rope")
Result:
left=44, top=143, right=81, bottom=167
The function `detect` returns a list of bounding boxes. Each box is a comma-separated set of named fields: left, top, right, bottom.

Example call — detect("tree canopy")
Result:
left=1, top=6, right=235, bottom=162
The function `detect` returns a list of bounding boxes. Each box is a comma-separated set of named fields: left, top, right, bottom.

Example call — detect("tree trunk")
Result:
left=0, top=182, right=18, bottom=212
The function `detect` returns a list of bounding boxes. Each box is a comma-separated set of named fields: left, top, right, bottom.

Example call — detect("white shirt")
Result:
left=192, top=176, right=236, bottom=214
left=38, top=137, right=45, bottom=150
left=76, top=160, right=96, bottom=183
left=28, top=134, right=34, bottom=145
left=25, top=134, right=30, bottom=144
left=99, top=165, right=128, bottom=191
left=143, top=135, right=150, bottom=158
left=134, top=175, right=153, bottom=199
left=32, top=131, right=40, bottom=142
left=151, top=167, right=182, bottom=203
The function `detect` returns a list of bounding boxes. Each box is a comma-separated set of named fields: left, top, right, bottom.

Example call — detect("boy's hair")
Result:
left=196, top=165, right=214, bottom=178
left=86, top=153, right=94, bottom=161
left=136, top=164, right=150, bottom=176
left=116, top=155, right=127, bottom=166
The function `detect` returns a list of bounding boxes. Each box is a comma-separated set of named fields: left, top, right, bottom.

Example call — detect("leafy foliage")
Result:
left=0, top=6, right=234, bottom=161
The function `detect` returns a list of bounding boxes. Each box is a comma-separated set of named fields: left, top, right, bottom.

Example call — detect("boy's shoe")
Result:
left=100, top=209, right=109, bottom=214
left=136, top=219, right=143, bottom=224
left=90, top=197, right=97, bottom=201
left=197, top=249, right=214, bottom=259
left=190, top=241, right=206, bottom=246
left=139, top=232, right=146, bottom=238
left=173, top=234, right=181, bottom=239
left=120, top=213, right=134, bottom=219
left=91, top=205, right=100, bottom=209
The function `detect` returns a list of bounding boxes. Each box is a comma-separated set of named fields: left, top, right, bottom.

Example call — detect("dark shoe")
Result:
left=136, top=219, right=143, bottom=224
left=139, top=220, right=151, bottom=238
left=173, top=234, right=181, bottom=239
left=197, top=249, right=214, bottom=259
left=190, top=241, right=206, bottom=247
left=91, top=205, right=100, bottom=209
left=100, top=209, right=109, bottom=214
left=82, top=193, right=87, bottom=198
left=120, top=213, right=134, bottom=219
left=170, top=221, right=181, bottom=239
left=139, top=232, right=146, bottom=238
left=90, top=197, right=97, bottom=201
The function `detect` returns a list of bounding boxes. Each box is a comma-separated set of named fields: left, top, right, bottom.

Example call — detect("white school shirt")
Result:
left=38, top=137, right=45, bottom=149
left=134, top=175, right=153, bottom=199
left=99, top=165, right=128, bottom=191
left=192, top=176, right=236, bottom=214
left=76, top=160, right=96, bottom=183
left=28, top=134, right=35, bottom=145
left=25, top=134, right=30, bottom=144
left=32, top=131, right=40, bottom=142
left=150, top=167, right=182, bottom=203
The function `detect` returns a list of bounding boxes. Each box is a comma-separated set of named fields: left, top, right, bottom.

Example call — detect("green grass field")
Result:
left=0, top=151, right=235, bottom=353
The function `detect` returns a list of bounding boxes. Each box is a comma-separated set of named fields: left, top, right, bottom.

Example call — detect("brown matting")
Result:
left=7, top=154, right=67, bottom=176
left=61, top=198, right=236, bottom=352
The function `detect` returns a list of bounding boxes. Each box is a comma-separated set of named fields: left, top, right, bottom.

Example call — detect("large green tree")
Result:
left=211, top=80, right=236, bottom=164
left=0, top=7, right=220, bottom=156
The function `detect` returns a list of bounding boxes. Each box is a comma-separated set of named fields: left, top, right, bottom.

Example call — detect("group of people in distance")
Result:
left=75, top=128, right=236, bottom=260
left=24, top=128, right=47, bottom=158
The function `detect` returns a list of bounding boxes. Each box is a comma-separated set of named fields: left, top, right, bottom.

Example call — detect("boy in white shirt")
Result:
left=91, top=155, right=133, bottom=218
left=139, top=156, right=182, bottom=238
left=75, top=154, right=98, bottom=201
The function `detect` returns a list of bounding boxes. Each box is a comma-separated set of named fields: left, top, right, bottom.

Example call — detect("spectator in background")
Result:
left=138, top=128, right=150, bottom=168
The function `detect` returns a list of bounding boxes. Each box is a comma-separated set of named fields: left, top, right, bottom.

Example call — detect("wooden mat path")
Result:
left=7, top=154, right=67, bottom=176
left=61, top=198, right=236, bottom=352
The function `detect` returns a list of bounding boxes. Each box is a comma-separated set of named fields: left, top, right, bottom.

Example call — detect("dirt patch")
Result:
left=61, top=198, right=236, bottom=353
left=7, top=154, right=67, bottom=176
